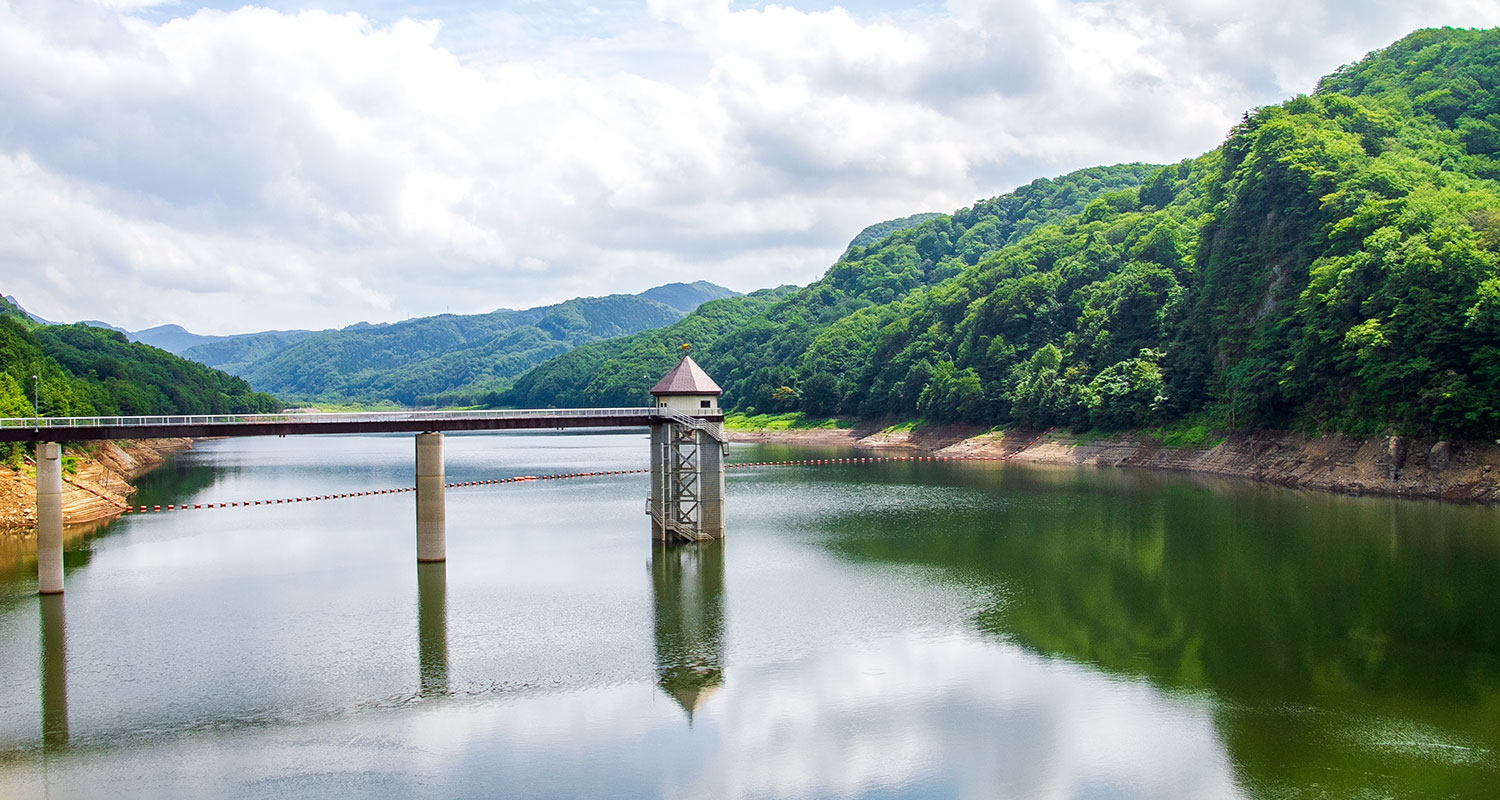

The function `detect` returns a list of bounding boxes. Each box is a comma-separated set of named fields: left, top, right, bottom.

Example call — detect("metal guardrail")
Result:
left=656, top=409, right=726, bottom=441
left=0, top=407, right=676, bottom=431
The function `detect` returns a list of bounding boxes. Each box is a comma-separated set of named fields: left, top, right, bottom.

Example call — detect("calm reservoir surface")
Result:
left=1, top=430, right=1498, bottom=798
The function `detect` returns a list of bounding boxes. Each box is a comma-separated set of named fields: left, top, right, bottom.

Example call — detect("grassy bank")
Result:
left=723, top=412, right=857, bottom=432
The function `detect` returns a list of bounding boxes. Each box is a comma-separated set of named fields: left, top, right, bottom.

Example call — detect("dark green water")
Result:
left=0, top=431, right=1497, bottom=798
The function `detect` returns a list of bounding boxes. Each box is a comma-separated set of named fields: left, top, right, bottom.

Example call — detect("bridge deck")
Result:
left=0, top=408, right=723, bottom=443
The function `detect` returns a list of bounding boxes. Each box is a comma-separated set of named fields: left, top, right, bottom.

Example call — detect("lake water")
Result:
left=0, top=430, right=1498, bottom=798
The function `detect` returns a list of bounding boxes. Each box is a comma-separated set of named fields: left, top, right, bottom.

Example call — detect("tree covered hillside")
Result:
left=638, top=281, right=742, bottom=312
left=501, top=287, right=797, bottom=408
left=842, top=212, right=944, bottom=254
left=238, top=284, right=737, bottom=406
left=507, top=163, right=1159, bottom=409
left=507, top=28, right=1500, bottom=439
left=179, top=330, right=319, bottom=377
left=0, top=296, right=280, bottom=460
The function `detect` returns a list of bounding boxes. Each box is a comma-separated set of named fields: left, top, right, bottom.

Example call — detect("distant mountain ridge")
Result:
left=2, top=295, right=50, bottom=325
left=202, top=280, right=740, bottom=406
left=178, top=330, right=320, bottom=377
left=18, top=281, right=738, bottom=407
left=130, top=324, right=314, bottom=355
left=638, top=281, right=740, bottom=312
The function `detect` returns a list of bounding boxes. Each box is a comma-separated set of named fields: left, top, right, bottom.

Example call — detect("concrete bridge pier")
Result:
left=415, top=432, right=446, bottom=563
left=36, top=442, right=64, bottom=595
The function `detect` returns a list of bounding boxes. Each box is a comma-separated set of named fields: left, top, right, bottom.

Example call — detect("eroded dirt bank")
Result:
left=727, top=425, right=1500, bottom=504
left=0, top=439, right=193, bottom=530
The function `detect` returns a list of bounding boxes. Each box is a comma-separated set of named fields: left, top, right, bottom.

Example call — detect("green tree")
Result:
left=1085, top=351, right=1167, bottom=430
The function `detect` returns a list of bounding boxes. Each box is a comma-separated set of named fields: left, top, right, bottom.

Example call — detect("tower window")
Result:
left=700, top=400, right=711, bottom=408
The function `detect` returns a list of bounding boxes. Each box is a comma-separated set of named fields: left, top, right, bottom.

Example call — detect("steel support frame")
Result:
left=667, top=423, right=702, bottom=534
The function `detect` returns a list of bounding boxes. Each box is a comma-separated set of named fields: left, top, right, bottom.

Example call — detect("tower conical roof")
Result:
left=650, top=355, right=722, bottom=396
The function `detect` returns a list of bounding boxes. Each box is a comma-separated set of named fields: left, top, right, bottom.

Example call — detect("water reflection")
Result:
left=417, top=563, right=448, bottom=697
left=0, top=435, right=1492, bottom=797
left=127, top=458, right=226, bottom=508
left=1, top=519, right=113, bottom=604
left=818, top=463, right=1500, bottom=797
left=39, top=594, right=68, bottom=749
left=650, top=539, right=724, bottom=719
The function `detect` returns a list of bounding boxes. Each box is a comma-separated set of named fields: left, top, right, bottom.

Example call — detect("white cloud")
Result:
left=94, top=0, right=177, bottom=8
left=1, top=0, right=1497, bottom=333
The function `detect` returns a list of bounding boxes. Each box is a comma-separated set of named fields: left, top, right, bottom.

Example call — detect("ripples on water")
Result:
left=0, top=430, right=1496, bottom=798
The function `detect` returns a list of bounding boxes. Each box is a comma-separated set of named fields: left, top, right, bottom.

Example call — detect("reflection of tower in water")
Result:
left=40, top=594, right=69, bottom=749
left=417, top=563, right=449, bottom=697
left=651, top=539, right=725, bottom=719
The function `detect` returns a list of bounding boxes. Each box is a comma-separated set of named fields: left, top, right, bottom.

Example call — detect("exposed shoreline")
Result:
left=1, top=439, right=194, bottom=532
left=727, top=424, right=1500, bottom=504
left=4, top=422, right=1494, bottom=532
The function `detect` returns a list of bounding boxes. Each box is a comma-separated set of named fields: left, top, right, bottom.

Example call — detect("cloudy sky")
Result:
left=2, top=0, right=1497, bottom=334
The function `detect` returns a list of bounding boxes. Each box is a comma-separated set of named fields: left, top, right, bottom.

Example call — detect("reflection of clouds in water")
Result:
left=406, top=633, right=1242, bottom=799
left=665, top=635, right=1243, bottom=799
left=0, top=517, right=1238, bottom=797
left=0, top=631, right=1246, bottom=799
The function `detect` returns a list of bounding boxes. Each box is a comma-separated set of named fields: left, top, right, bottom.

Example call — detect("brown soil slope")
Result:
left=0, top=439, right=192, bottom=530
left=727, top=426, right=1500, bottom=504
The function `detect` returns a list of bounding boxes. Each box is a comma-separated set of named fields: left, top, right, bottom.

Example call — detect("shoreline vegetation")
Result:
left=726, top=413, right=1500, bottom=504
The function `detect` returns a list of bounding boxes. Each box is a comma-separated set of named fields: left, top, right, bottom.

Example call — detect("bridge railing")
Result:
left=0, top=407, right=673, bottom=431
left=655, top=409, right=726, bottom=442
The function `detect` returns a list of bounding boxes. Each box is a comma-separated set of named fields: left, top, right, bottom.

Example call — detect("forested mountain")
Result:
left=0, top=295, right=280, bottom=460
left=233, top=282, right=739, bottom=406
left=502, top=287, right=797, bottom=408
left=507, top=162, right=1160, bottom=408
left=119, top=283, right=731, bottom=373
left=179, top=330, right=320, bottom=376
left=843, top=212, right=943, bottom=255
left=638, top=281, right=741, bottom=312
left=507, top=28, right=1500, bottom=439
left=3, top=295, right=49, bottom=324
left=132, top=324, right=314, bottom=356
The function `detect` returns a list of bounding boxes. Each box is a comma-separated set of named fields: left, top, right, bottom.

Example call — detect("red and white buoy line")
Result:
left=119, top=469, right=653, bottom=514
left=118, top=429, right=1054, bottom=515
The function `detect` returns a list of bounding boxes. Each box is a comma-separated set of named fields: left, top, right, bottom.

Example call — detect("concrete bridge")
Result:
left=2, top=357, right=730, bottom=595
